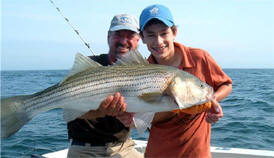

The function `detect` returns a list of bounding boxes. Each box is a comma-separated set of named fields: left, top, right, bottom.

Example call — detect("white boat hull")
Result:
left=42, top=140, right=274, bottom=158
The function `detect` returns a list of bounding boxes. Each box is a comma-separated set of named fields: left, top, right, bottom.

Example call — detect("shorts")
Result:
left=67, top=138, right=144, bottom=158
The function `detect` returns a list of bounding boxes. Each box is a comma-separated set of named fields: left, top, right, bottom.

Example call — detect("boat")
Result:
left=36, top=140, right=274, bottom=158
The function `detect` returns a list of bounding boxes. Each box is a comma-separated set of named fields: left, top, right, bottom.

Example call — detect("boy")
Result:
left=139, top=4, right=232, bottom=158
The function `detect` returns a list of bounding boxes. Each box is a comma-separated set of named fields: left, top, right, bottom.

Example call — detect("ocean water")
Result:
left=1, top=69, right=274, bottom=157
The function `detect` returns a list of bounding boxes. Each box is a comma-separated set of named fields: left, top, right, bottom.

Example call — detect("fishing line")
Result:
left=48, top=0, right=96, bottom=55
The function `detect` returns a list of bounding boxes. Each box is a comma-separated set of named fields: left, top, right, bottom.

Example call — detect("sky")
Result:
left=1, top=0, right=274, bottom=70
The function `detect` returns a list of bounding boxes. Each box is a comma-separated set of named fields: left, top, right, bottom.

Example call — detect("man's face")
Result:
left=141, top=23, right=177, bottom=60
left=108, top=30, right=140, bottom=63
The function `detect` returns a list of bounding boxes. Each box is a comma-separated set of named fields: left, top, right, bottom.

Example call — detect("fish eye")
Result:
left=200, top=84, right=204, bottom=88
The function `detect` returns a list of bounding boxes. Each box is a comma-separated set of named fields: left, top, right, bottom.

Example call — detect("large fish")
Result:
left=1, top=50, right=213, bottom=138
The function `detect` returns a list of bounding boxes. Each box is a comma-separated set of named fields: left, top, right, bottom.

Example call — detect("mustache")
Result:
left=116, top=43, right=131, bottom=49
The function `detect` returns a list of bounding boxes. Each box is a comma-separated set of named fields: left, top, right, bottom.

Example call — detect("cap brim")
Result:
left=141, top=17, right=173, bottom=31
left=109, top=25, right=139, bottom=33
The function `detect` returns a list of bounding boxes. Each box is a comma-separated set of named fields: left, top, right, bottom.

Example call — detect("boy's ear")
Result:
left=140, top=32, right=146, bottom=44
left=173, top=27, right=178, bottom=37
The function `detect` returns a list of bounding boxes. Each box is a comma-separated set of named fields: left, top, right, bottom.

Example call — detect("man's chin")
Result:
left=117, top=47, right=130, bottom=53
left=117, top=52, right=129, bottom=58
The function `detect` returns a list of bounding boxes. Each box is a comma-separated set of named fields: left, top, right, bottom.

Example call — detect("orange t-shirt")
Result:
left=145, top=42, right=232, bottom=158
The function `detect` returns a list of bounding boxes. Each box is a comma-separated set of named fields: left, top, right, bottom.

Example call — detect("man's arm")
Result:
left=116, top=112, right=135, bottom=128
left=214, top=83, right=233, bottom=102
left=206, top=83, right=232, bottom=124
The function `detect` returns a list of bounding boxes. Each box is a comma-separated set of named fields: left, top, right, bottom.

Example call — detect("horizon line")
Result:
left=1, top=68, right=274, bottom=71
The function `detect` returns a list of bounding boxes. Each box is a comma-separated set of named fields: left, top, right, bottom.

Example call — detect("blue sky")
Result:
left=1, top=0, right=274, bottom=70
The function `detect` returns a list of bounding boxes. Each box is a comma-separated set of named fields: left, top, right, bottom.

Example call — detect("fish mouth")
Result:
left=206, top=87, right=214, bottom=102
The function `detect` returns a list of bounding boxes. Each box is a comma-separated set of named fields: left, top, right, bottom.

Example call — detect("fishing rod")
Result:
left=48, top=0, right=96, bottom=56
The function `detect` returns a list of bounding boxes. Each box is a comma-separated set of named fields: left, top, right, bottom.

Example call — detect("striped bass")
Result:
left=1, top=50, right=213, bottom=138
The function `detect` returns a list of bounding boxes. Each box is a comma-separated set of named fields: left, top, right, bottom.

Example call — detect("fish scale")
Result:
left=24, top=66, right=172, bottom=113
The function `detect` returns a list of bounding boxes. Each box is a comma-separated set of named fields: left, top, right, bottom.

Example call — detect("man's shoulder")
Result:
left=188, top=47, right=208, bottom=56
left=185, top=46, right=211, bottom=61
left=176, top=42, right=209, bottom=58
left=88, top=54, right=110, bottom=66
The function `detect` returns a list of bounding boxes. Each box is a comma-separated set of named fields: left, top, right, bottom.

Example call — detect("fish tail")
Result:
left=1, top=95, right=31, bottom=139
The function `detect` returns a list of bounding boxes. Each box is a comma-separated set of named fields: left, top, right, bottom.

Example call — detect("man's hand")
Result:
left=206, top=97, right=223, bottom=124
left=97, top=92, right=126, bottom=116
left=80, top=92, right=126, bottom=119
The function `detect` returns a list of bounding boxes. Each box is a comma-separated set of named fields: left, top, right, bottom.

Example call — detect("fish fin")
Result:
left=167, top=76, right=189, bottom=109
left=60, top=52, right=102, bottom=85
left=114, top=49, right=149, bottom=66
left=138, top=92, right=164, bottom=103
left=1, top=95, right=32, bottom=139
left=133, top=112, right=154, bottom=135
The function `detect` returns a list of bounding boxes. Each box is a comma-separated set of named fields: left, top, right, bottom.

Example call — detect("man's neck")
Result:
left=108, top=54, right=116, bottom=65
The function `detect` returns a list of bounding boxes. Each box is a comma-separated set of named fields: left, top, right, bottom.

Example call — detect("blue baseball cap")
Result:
left=139, top=4, right=174, bottom=31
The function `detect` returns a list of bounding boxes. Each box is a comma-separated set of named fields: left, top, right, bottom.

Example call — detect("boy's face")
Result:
left=142, top=22, right=177, bottom=60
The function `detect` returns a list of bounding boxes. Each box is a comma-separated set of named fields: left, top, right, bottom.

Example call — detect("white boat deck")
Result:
left=42, top=140, right=274, bottom=158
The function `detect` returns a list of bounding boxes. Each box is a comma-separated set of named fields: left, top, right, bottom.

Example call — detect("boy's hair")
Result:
left=140, top=19, right=177, bottom=36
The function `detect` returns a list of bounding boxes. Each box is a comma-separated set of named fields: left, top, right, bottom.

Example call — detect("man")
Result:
left=139, top=4, right=232, bottom=158
left=63, top=14, right=143, bottom=158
